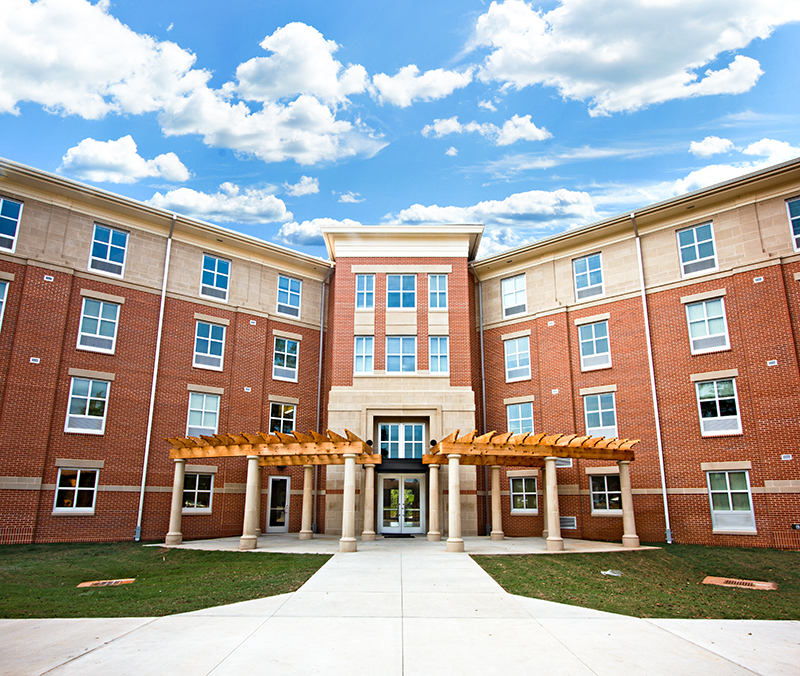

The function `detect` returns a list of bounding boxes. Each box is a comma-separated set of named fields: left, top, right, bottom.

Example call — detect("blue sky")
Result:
left=2, top=0, right=799, bottom=259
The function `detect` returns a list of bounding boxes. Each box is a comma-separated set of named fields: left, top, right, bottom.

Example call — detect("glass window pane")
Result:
left=711, top=493, right=730, bottom=510
left=708, top=473, right=727, bottom=491
left=728, top=472, right=748, bottom=491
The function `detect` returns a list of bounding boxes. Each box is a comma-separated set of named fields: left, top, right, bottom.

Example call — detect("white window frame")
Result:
left=0, top=195, right=23, bottom=253
left=590, top=474, right=622, bottom=515
left=429, top=274, right=448, bottom=309
left=501, top=274, right=526, bottom=317
left=507, top=402, right=533, bottom=434
left=65, top=377, right=110, bottom=434
left=578, top=320, right=611, bottom=371
left=696, top=378, right=742, bottom=436
left=429, top=336, right=449, bottom=374
left=379, top=422, right=425, bottom=459
left=53, top=468, right=98, bottom=514
left=193, top=321, right=226, bottom=371
left=686, top=297, right=729, bottom=354
left=584, top=392, right=617, bottom=438
left=787, top=197, right=800, bottom=251
left=387, top=274, right=416, bottom=309
left=573, top=253, right=604, bottom=301
left=89, top=223, right=129, bottom=278
left=386, top=336, right=416, bottom=373
left=77, top=297, right=120, bottom=354
left=707, top=470, right=756, bottom=532
left=200, top=254, right=230, bottom=302
left=269, top=402, right=296, bottom=435
left=277, top=275, right=303, bottom=318
left=504, top=336, right=531, bottom=382
left=677, top=222, right=718, bottom=277
left=356, top=274, right=374, bottom=309
left=182, top=473, right=214, bottom=514
left=0, top=280, right=8, bottom=333
left=354, top=336, right=374, bottom=374
left=510, top=476, right=538, bottom=514
left=186, top=392, right=220, bottom=437
left=272, top=336, right=299, bottom=381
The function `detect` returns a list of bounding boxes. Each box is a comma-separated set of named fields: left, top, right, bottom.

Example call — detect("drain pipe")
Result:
left=631, top=213, right=673, bottom=544
left=313, top=265, right=333, bottom=533
left=470, top=263, right=490, bottom=535
left=135, top=214, right=176, bottom=541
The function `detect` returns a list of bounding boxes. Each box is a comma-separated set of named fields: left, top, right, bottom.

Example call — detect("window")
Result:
left=0, top=196, right=22, bottom=252
left=0, top=280, right=8, bottom=333
left=65, top=378, right=109, bottom=434
left=507, top=402, right=533, bottom=434
left=183, top=473, right=213, bottom=513
left=194, top=321, right=226, bottom=370
left=379, top=423, right=424, bottom=459
left=504, top=336, right=531, bottom=382
left=429, top=336, right=449, bottom=373
left=501, top=274, right=526, bottom=317
left=510, top=476, right=538, bottom=513
left=696, top=378, right=741, bottom=435
left=186, top=392, right=219, bottom=437
left=387, top=336, right=416, bottom=372
left=272, top=337, right=298, bottom=381
left=573, top=253, right=603, bottom=301
left=590, top=475, right=622, bottom=514
left=387, top=274, right=415, bottom=308
left=200, top=254, right=230, bottom=301
left=429, top=274, right=447, bottom=309
left=269, top=402, right=295, bottom=435
left=77, top=298, right=120, bottom=354
left=686, top=298, right=729, bottom=354
left=677, top=223, right=717, bottom=276
left=89, top=224, right=128, bottom=277
left=277, top=275, right=302, bottom=317
left=584, top=392, right=617, bottom=437
left=787, top=197, right=800, bottom=251
left=578, top=321, right=611, bottom=370
left=707, top=470, right=755, bottom=531
left=354, top=336, right=374, bottom=373
left=356, top=274, right=374, bottom=309
left=53, top=468, right=98, bottom=513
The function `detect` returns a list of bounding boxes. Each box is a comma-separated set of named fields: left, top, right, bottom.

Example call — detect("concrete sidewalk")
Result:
left=1, top=538, right=798, bottom=675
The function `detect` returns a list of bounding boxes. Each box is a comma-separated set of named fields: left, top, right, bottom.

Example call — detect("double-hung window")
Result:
left=379, top=423, right=424, bottom=459
left=387, top=336, right=416, bottom=372
left=501, top=274, right=526, bottom=317
left=354, top=336, right=374, bottom=373
left=89, top=224, right=128, bottom=277
left=277, top=275, right=302, bottom=317
left=0, top=196, right=22, bottom=252
left=590, top=475, right=622, bottom=514
left=186, top=392, right=219, bottom=437
left=707, top=470, right=755, bottom=532
left=53, top=468, right=98, bottom=513
left=787, top=197, right=800, bottom=251
left=677, top=223, right=717, bottom=276
left=695, top=378, right=741, bottom=435
left=573, top=253, right=603, bottom=300
left=183, top=473, right=214, bottom=513
left=273, top=336, right=299, bottom=381
left=584, top=392, right=617, bottom=437
left=429, top=336, right=449, bottom=373
left=65, top=377, right=110, bottom=434
left=504, top=336, right=530, bottom=382
left=387, top=275, right=415, bottom=308
left=200, top=254, right=230, bottom=302
left=578, top=321, right=611, bottom=370
left=77, top=298, right=120, bottom=354
left=269, top=402, right=295, bottom=435
left=356, top=274, right=374, bottom=309
left=507, top=402, right=534, bottom=434
left=686, top=297, right=729, bottom=353
left=193, top=321, right=226, bottom=370
left=510, top=476, right=538, bottom=513
left=0, top=280, right=8, bottom=333
left=429, top=274, right=447, bottom=309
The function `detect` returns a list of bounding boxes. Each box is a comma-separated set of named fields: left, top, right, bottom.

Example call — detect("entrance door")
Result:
left=379, top=474, right=425, bottom=535
left=266, top=475, right=290, bottom=533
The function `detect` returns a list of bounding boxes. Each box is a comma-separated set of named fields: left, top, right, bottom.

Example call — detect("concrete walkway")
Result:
left=1, top=537, right=798, bottom=675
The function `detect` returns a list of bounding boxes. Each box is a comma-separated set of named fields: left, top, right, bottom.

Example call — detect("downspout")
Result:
left=134, top=214, right=176, bottom=541
left=469, top=263, right=490, bottom=535
left=313, top=265, right=334, bottom=533
left=631, top=213, right=673, bottom=544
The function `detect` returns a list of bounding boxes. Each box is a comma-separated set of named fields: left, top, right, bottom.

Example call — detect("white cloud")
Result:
left=496, top=115, right=552, bottom=145
left=373, top=65, right=473, bottom=107
left=58, top=135, right=190, bottom=184
left=690, top=136, right=734, bottom=158
left=147, top=183, right=291, bottom=223
left=742, top=138, right=800, bottom=162
left=470, top=0, right=798, bottom=115
left=446, top=147, right=458, bottom=156
left=284, top=175, right=319, bottom=196
left=339, top=191, right=364, bottom=203
left=275, top=217, right=361, bottom=247
left=422, top=114, right=550, bottom=146
left=478, top=99, right=497, bottom=112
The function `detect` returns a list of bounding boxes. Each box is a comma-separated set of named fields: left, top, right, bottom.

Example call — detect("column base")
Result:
left=239, top=535, right=258, bottom=550
left=165, top=532, right=182, bottom=546
left=446, top=538, right=465, bottom=552
left=339, top=537, right=357, bottom=552
left=361, top=531, right=376, bottom=542
left=546, top=537, right=564, bottom=552
left=427, top=531, right=441, bottom=541
left=622, top=535, right=640, bottom=548
left=490, top=532, right=505, bottom=541
left=298, top=530, right=313, bottom=540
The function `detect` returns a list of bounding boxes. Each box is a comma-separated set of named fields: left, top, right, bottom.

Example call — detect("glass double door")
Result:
left=379, top=474, right=425, bottom=535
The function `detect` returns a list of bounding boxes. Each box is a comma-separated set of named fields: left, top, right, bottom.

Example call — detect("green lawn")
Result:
left=473, top=544, right=800, bottom=620
left=0, top=542, right=330, bottom=618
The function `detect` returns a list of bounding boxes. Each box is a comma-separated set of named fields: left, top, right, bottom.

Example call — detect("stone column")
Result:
left=545, top=456, right=564, bottom=552
left=427, top=464, right=441, bottom=541
left=339, top=453, right=358, bottom=552
left=165, top=459, right=186, bottom=545
left=362, top=464, right=376, bottom=541
left=299, top=465, right=314, bottom=540
left=490, top=465, right=504, bottom=540
left=239, top=455, right=260, bottom=550
left=446, top=454, right=464, bottom=552
left=541, top=470, right=549, bottom=539
left=618, top=460, right=640, bottom=548
left=255, top=466, right=263, bottom=537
